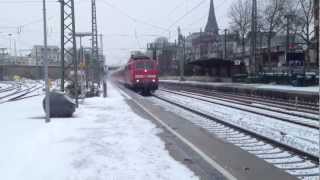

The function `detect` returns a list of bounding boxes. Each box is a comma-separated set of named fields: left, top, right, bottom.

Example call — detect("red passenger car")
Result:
left=119, top=54, right=159, bottom=94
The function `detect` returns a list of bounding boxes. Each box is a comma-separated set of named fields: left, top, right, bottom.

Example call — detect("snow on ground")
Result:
left=257, top=84, right=318, bottom=93
left=0, top=82, right=10, bottom=89
left=153, top=91, right=319, bottom=156
left=161, top=80, right=319, bottom=93
left=0, top=83, right=198, bottom=180
left=175, top=90, right=318, bottom=125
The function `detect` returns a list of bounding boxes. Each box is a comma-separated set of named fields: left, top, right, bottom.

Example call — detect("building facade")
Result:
left=31, top=45, right=60, bottom=66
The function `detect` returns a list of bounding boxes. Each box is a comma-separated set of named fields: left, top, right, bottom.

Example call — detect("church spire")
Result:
left=205, top=0, right=219, bottom=34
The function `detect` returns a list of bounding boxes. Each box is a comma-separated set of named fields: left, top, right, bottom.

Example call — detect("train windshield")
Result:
left=136, top=61, right=154, bottom=70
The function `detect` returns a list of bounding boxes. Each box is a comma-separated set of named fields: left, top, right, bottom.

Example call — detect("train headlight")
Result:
left=152, top=79, right=156, bottom=83
left=136, top=79, right=140, bottom=83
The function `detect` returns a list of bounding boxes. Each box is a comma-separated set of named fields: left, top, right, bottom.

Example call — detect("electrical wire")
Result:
left=167, top=0, right=206, bottom=29
left=134, top=29, right=142, bottom=49
left=0, top=1, right=57, bottom=4
left=99, top=0, right=170, bottom=33
left=165, top=0, right=187, bottom=18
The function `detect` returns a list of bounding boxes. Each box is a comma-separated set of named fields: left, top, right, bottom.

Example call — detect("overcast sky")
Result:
left=0, top=0, right=234, bottom=66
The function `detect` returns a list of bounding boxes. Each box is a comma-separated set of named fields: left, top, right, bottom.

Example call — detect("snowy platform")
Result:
left=0, top=84, right=198, bottom=180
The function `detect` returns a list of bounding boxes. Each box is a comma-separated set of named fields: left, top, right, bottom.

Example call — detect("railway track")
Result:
left=161, top=84, right=319, bottom=114
left=151, top=93, right=319, bottom=179
left=0, top=82, right=21, bottom=94
left=0, top=81, right=43, bottom=104
left=159, top=88, right=318, bottom=129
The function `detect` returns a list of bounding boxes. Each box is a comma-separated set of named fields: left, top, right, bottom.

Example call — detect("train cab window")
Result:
left=136, top=62, right=154, bottom=70
left=144, top=62, right=153, bottom=70
left=136, top=62, right=145, bottom=69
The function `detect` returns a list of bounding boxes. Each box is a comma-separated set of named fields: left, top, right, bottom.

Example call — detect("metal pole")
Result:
left=100, top=34, right=107, bottom=97
left=91, top=0, right=99, bottom=88
left=70, top=0, right=78, bottom=107
left=74, top=32, right=92, bottom=90
left=36, top=48, right=41, bottom=79
left=285, top=15, right=290, bottom=73
left=314, top=0, right=320, bottom=178
left=8, top=34, right=12, bottom=56
left=59, top=0, right=65, bottom=92
left=224, top=29, right=228, bottom=60
left=315, top=0, right=319, bottom=66
left=42, top=0, right=50, bottom=123
left=79, top=36, right=83, bottom=98
left=250, top=0, right=257, bottom=75
left=178, top=27, right=185, bottom=81
left=14, top=39, right=17, bottom=63
left=181, top=38, right=186, bottom=81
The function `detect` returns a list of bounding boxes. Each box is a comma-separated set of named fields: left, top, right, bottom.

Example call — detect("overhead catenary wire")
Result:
left=134, top=29, right=142, bottom=49
left=165, top=0, right=187, bottom=18
left=0, top=0, right=84, bottom=4
left=99, top=0, right=170, bottom=34
left=167, top=0, right=207, bottom=30
left=184, top=0, right=228, bottom=28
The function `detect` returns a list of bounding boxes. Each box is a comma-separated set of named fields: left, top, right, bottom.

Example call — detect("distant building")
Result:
left=147, top=37, right=178, bottom=76
left=31, top=45, right=60, bottom=66
left=180, top=0, right=243, bottom=78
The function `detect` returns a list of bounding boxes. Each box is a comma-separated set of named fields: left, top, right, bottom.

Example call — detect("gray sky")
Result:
left=0, top=0, right=234, bottom=66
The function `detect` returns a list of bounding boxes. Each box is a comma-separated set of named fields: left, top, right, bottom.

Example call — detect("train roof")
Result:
left=130, top=54, right=151, bottom=60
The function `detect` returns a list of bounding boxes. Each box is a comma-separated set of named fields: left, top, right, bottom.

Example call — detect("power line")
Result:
left=0, top=0, right=87, bottom=4
left=0, top=1, right=57, bottom=4
left=134, top=29, right=142, bottom=49
left=21, top=16, right=55, bottom=28
left=99, top=0, right=170, bottom=33
left=165, top=0, right=187, bottom=18
left=104, top=33, right=163, bottom=37
left=167, top=0, right=207, bottom=29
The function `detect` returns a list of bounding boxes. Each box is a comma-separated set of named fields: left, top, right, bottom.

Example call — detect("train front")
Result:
left=132, top=60, right=159, bottom=92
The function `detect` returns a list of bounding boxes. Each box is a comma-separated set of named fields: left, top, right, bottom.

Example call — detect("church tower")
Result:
left=205, top=0, right=219, bottom=35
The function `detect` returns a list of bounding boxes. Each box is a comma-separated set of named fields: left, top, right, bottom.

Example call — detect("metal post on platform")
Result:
left=71, top=0, right=79, bottom=108
left=285, top=14, right=294, bottom=74
left=224, top=29, right=228, bottom=60
left=99, top=34, right=107, bottom=98
left=250, top=0, right=257, bottom=75
left=178, top=27, right=185, bottom=81
left=182, top=38, right=186, bottom=81
left=42, top=0, right=50, bottom=123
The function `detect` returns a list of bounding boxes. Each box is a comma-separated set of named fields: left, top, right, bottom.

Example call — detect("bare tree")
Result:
left=296, top=0, right=314, bottom=67
left=228, top=0, right=251, bottom=58
left=260, top=0, right=286, bottom=69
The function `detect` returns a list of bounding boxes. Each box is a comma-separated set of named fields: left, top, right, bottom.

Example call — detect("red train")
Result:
left=115, top=54, right=159, bottom=94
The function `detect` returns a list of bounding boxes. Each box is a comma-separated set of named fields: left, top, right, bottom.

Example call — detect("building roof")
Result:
left=205, top=0, right=219, bottom=34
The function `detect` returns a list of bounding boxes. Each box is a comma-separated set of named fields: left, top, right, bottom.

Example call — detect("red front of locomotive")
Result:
left=125, top=58, right=158, bottom=92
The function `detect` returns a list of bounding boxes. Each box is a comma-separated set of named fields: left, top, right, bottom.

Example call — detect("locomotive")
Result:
left=115, top=53, right=159, bottom=94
